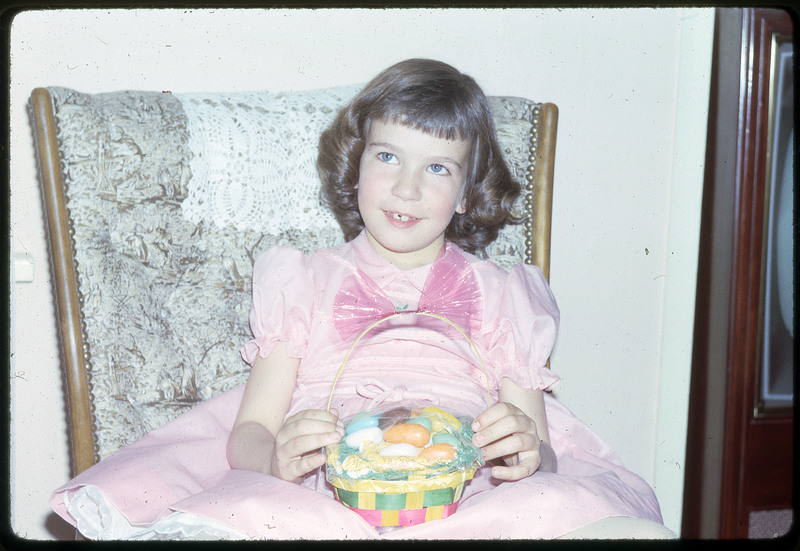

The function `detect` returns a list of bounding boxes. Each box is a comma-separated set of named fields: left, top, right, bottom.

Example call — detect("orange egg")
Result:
left=419, top=443, right=457, bottom=462
left=383, top=423, right=431, bottom=448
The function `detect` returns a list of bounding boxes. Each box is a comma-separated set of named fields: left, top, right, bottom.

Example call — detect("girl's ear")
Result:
left=456, top=191, right=467, bottom=214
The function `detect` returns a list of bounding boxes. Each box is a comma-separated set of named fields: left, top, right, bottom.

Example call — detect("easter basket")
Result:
left=325, top=312, right=488, bottom=528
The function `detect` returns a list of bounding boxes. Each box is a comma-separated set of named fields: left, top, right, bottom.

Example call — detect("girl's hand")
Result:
left=271, top=408, right=344, bottom=483
left=471, top=401, right=544, bottom=481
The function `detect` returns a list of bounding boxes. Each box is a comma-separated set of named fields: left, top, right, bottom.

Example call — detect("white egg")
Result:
left=379, top=443, right=420, bottom=457
left=344, top=427, right=383, bottom=451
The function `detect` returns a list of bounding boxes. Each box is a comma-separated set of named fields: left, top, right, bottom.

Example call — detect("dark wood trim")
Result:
left=683, top=8, right=794, bottom=539
left=719, top=8, right=794, bottom=538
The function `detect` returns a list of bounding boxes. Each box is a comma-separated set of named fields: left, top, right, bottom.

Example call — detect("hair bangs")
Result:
left=368, top=91, right=478, bottom=144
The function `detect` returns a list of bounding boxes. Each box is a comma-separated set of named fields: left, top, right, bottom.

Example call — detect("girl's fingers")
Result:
left=275, top=451, right=327, bottom=482
left=471, top=402, right=514, bottom=431
left=293, top=452, right=328, bottom=478
left=285, top=408, right=341, bottom=428
left=274, top=430, right=341, bottom=481
left=277, top=415, right=344, bottom=446
left=473, top=402, right=532, bottom=432
left=473, top=411, right=536, bottom=448
left=272, top=408, right=344, bottom=483
left=275, top=427, right=343, bottom=461
left=471, top=402, right=542, bottom=480
left=489, top=458, right=540, bottom=481
left=478, top=432, right=539, bottom=462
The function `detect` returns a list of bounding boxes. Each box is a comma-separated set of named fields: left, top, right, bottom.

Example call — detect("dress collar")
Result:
left=350, top=231, right=453, bottom=292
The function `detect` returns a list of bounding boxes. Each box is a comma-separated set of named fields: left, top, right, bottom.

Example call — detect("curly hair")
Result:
left=317, top=59, right=520, bottom=254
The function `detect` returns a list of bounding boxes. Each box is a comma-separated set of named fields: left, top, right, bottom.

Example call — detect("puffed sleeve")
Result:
left=486, top=264, right=561, bottom=391
left=240, top=246, right=314, bottom=365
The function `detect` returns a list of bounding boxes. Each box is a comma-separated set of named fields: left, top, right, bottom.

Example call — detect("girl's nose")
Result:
left=392, top=169, right=422, bottom=201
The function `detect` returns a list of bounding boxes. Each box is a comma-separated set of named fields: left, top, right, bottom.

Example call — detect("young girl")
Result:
left=225, top=59, right=670, bottom=539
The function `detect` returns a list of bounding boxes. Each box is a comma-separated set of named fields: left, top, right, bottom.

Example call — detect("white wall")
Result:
left=9, top=8, right=713, bottom=539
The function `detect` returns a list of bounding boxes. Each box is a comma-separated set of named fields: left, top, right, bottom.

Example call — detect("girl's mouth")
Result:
left=389, top=211, right=417, bottom=222
left=384, top=210, right=420, bottom=227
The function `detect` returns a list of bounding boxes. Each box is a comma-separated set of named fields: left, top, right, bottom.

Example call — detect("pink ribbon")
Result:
left=355, top=379, right=440, bottom=409
left=333, top=246, right=482, bottom=341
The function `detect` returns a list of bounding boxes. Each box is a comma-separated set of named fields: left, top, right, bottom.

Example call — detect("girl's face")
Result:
left=357, top=119, right=469, bottom=269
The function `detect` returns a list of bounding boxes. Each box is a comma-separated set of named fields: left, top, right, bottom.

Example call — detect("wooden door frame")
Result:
left=682, top=7, right=794, bottom=539
left=719, top=7, right=794, bottom=538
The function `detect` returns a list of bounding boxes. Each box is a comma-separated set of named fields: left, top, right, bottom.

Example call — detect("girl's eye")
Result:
left=429, top=164, right=451, bottom=175
left=378, top=152, right=397, bottom=164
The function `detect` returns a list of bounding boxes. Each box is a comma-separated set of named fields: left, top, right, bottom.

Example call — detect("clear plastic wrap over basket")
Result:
left=325, top=401, right=484, bottom=490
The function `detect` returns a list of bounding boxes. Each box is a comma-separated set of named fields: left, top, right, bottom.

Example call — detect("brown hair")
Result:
left=317, top=58, right=520, bottom=254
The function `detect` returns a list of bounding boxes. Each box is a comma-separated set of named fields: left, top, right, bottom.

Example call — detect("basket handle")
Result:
left=326, top=311, right=491, bottom=412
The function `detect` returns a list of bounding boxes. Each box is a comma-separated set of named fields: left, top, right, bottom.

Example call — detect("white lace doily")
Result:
left=176, top=86, right=362, bottom=235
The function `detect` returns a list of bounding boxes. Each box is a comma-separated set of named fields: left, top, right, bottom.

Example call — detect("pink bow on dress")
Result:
left=332, top=246, right=482, bottom=341
left=355, top=379, right=440, bottom=409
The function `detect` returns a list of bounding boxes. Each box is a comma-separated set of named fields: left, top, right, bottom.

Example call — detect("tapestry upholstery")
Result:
left=43, top=86, right=544, bottom=462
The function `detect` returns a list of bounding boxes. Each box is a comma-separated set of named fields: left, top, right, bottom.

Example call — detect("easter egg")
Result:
left=418, top=407, right=460, bottom=432
left=345, top=412, right=379, bottom=435
left=431, top=432, right=460, bottom=448
left=344, top=427, right=383, bottom=450
left=384, top=422, right=431, bottom=448
left=378, top=407, right=412, bottom=429
left=403, top=416, right=433, bottom=432
left=421, top=407, right=463, bottom=432
left=419, top=443, right=457, bottom=462
left=380, top=443, right=420, bottom=457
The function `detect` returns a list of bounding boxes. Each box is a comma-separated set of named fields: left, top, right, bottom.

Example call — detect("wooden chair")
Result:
left=30, top=85, right=558, bottom=478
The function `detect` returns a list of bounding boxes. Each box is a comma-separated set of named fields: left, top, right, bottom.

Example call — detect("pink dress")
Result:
left=242, top=231, right=561, bottom=425
left=50, top=232, right=664, bottom=540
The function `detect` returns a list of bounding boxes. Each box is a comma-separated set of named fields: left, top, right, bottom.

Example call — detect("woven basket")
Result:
left=325, top=312, right=488, bottom=528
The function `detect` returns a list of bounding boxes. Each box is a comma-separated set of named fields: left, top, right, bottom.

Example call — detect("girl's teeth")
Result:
left=392, top=213, right=413, bottom=222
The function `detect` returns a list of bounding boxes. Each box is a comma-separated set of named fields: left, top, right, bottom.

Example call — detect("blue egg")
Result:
left=345, top=412, right=380, bottom=435
left=432, top=432, right=460, bottom=448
